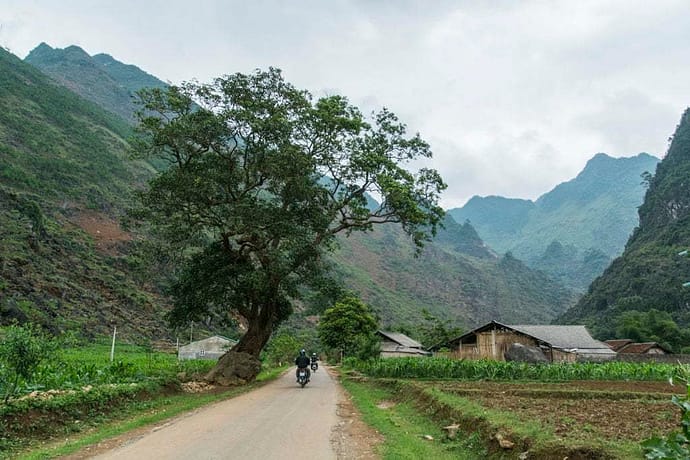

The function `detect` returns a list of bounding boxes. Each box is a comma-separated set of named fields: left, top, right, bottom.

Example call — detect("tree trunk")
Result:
left=205, top=306, right=276, bottom=385
left=232, top=314, right=274, bottom=357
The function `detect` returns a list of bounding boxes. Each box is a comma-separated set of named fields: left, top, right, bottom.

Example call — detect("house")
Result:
left=377, top=330, right=431, bottom=358
left=603, top=339, right=634, bottom=352
left=438, top=321, right=616, bottom=362
left=605, top=340, right=671, bottom=355
left=178, top=335, right=238, bottom=360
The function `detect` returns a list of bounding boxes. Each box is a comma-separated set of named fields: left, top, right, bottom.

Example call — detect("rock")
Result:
left=204, top=351, right=262, bottom=386
left=504, top=343, right=548, bottom=363
left=443, top=423, right=460, bottom=439
left=495, top=432, right=515, bottom=449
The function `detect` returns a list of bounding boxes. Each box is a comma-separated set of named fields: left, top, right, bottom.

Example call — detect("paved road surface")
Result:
left=93, top=367, right=338, bottom=460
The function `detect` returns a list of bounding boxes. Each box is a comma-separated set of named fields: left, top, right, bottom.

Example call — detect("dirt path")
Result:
left=78, top=367, right=379, bottom=460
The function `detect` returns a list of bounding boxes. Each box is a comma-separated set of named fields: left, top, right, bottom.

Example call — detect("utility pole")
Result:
left=110, top=325, right=117, bottom=362
left=680, top=250, right=690, bottom=288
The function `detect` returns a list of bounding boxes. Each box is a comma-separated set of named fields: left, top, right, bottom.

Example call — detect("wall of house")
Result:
left=614, top=354, right=690, bottom=363
left=476, top=331, right=537, bottom=361
left=551, top=349, right=576, bottom=363
left=381, top=351, right=417, bottom=358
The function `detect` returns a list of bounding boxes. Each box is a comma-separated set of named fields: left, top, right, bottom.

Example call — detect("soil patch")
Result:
left=427, top=380, right=681, bottom=443
left=329, top=368, right=383, bottom=459
left=70, top=210, right=131, bottom=255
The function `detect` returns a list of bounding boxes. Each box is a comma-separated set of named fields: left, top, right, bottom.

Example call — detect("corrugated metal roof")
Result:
left=378, top=330, right=423, bottom=349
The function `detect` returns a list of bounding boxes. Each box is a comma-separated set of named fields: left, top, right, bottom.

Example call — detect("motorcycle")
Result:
left=310, top=361, right=318, bottom=372
left=297, top=367, right=309, bottom=388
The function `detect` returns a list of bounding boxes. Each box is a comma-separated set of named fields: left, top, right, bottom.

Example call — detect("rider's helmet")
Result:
left=300, top=349, right=306, bottom=356
left=312, top=352, right=317, bottom=357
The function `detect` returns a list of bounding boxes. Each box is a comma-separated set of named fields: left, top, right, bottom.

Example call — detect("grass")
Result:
left=341, top=378, right=487, bottom=459
left=12, top=365, right=288, bottom=460
left=341, top=375, right=649, bottom=460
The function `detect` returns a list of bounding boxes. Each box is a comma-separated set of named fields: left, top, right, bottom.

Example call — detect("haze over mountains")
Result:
left=5, top=42, right=687, bottom=348
left=0, top=44, right=583, bottom=341
left=558, top=109, right=690, bottom=351
left=449, top=152, right=660, bottom=290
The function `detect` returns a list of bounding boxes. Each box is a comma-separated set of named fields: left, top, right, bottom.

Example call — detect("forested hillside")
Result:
left=4, top=44, right=578, bottom=342
left=558, top=109, right=690, bottom=352
left=449, top=153, right=659, bottom=290
left=0, top=47, right=167, bottom=339
left=329, top=217, right=575, bottom=330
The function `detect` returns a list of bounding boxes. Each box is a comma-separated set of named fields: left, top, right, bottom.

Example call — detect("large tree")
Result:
left=132, top=68, right=445, bottom=369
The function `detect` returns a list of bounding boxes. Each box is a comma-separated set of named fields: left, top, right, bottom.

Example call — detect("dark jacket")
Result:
left=295, top=355, right=310, bottom=368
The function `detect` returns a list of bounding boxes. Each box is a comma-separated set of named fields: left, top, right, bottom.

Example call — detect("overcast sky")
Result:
left=2, top=0, right=689, bottom=208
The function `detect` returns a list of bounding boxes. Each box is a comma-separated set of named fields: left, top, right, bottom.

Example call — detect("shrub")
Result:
left=0, top=323, right=56, bottom=402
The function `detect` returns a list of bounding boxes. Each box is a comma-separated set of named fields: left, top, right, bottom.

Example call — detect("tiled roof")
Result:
left=507, top=324, right=609, bottom=350
left=617, top=342, right=668, bottom=354
left=378, top=330, right=423, bottom=348
left=604, top=339, right=634, bottom=351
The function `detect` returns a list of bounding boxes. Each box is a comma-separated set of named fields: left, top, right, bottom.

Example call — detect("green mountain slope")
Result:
left=449, top=153, right=660, bottom=290
left=0, top=47, right=167, bottom=339
left=557, top=109, right=690, bottom=351
left=10, top=43, right=576, bottom=338
left=25, top=43, right=167, bottom=123
left=329, top=216, right=575, bottom=330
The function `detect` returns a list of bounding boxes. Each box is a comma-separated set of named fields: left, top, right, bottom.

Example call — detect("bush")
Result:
left=0, top=323, right=56, bottom=402
left=641, top=365, right=690, bottom=459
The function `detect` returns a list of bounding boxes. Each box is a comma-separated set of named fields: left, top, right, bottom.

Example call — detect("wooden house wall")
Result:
left=551, top=349, right=576, bottom=363
left=475, top=331, right=537, bottom=361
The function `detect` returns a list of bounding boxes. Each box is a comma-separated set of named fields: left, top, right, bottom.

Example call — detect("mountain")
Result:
left=6, top=44, right=576, bottom=340
left=24, top=43, right=167, bottom=123
left=557, top=109, right=690, bottom=351
left=0, top=46, right=167, bottom=340
left=327, top=214, right=575, bottom=330
left=449, top=153, right=660, bottom=290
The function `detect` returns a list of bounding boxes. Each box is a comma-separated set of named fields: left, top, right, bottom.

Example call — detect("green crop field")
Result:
left=343, top=358, right=688, bottom=459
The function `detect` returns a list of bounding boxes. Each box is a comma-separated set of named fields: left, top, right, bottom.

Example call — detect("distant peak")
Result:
left=585, top=153, right=614, bottom=165
left=26, top=42, right=55, bottom=60
left=63, top=45, right=90, bottom=56
left=583, top=152, right=659, bottom=171
left=34, top=42, right=53, bottom=51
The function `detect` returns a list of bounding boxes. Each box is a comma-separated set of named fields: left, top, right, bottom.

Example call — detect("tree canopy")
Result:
left=132, top=68, right=445, bottom=362
left=317, top=296, right=379, bottom=358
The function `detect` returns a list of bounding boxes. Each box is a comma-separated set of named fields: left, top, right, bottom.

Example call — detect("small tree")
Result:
left=263, top=333, right=301, bottom=367
left=0, top=323, right=55, bottom=403
left=318, top=296, right=378, bottom=360
left=418, top=309, right=463, bottom=350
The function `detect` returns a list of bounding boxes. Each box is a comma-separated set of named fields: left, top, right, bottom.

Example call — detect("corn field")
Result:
left=1, top=342, right=215, bottom=399
left=348, top=357, right=676, bottom=381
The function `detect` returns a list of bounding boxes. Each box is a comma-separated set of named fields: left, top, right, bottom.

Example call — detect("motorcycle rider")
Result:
left=295, top=349, right=311, bottom=382
left=310, top=352, right=318, bottom=371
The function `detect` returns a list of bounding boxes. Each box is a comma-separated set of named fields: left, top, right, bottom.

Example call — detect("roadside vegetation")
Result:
left=0, top=324, right=285, bottom=458
left=342, top=357, right=688, bottom=459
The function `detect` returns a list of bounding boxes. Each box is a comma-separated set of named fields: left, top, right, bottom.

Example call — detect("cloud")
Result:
left=2, top=0, right=689, bottom=208
left=576, top=90, right=679, bottom=157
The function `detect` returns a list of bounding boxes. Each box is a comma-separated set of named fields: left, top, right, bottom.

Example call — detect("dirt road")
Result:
left=91, top=367, right=353, bottom=460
